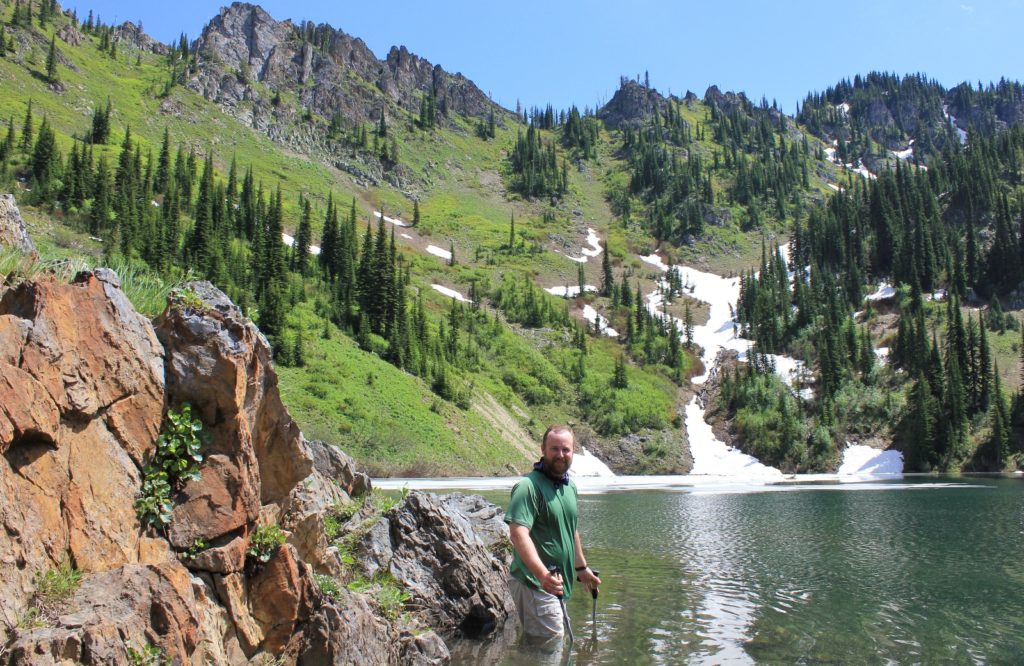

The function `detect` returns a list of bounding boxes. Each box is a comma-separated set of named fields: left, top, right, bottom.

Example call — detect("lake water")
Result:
left=387, top=476, right=1024, bottom=664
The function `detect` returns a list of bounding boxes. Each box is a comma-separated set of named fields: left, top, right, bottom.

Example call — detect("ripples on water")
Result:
left=445, top=477, right=1024, bottom=665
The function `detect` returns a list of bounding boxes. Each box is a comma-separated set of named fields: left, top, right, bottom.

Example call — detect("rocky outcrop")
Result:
left=188, top=2, right=501, bottom=130
left=0, top=194, right=37, bottom=257
left=357, top=491, right=517, bottom=638
left=598, top=78, right=669, bottom=129
left=112, top=21, right=169, bottom=56
left=1, top=271, right=512, bottom=664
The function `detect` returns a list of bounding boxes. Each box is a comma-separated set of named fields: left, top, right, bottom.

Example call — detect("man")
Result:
left=505, top=425, right=601, bottom=639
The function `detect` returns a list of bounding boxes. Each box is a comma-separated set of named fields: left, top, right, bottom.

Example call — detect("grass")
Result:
left=275, top=298, right=536, bottom=476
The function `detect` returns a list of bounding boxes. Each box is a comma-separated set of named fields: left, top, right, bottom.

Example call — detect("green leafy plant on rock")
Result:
left=126, top=644, right=171, bottom=666
left=135, top=404, right=208, bottom=529
left=246, top=524, right=286, bottom=564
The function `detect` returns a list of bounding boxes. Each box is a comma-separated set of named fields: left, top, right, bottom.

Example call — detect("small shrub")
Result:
left=135, top=404, right=208, bottom=529
left=347, top=573, right=411, bottom=620
left=126, top=644, right=170, bottom=666
left=182, top=538, right=207, bottom=560
left=247, top=524, right=286, bottom=564
left=314, top=573, right=342, bottom=599
left=35, top=558, right=83, bottom=606
left=175, top=287, right=207, bottom=313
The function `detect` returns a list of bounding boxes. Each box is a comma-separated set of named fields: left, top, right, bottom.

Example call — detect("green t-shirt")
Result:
left=505, top=470, right=579, bottom=599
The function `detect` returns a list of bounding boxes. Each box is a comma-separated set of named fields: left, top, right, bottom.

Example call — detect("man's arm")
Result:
left=573, top=530, right=602, bottom=589
left=509, top=522, right=564, bottom=596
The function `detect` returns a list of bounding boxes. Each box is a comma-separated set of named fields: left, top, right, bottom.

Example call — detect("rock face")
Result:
left=189, top=2, right=500, bottom=129
left=0, top=271, right=510, bottom=664
left=358, top=491, right=517, bottom=638
left=0, top=194, right=37, bottom=257
left=0, top=270, right=164, bottom=642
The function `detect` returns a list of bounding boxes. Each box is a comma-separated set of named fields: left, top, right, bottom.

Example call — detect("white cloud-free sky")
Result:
left=66, top=0, right=1024, bottom=114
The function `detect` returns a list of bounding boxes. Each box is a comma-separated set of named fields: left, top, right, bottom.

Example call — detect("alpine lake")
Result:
left=383, top=475, right=1024, bottom=664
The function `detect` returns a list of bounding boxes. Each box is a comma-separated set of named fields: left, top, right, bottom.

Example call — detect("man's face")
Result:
left=542, top=430, right=574, bottom=476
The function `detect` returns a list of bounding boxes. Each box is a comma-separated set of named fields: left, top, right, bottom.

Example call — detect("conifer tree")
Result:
left=45, top=35, right=58, bottom=84
left=19, top=100, right=33, bottom=152
left=601, top=243, right=613, bottom=297
left=294, top=197, right=312, bottom=276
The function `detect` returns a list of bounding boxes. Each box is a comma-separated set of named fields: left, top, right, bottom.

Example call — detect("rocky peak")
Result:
left=598, top=77, right=669, bottom=129
left=189, top=2, right=500, bottom=127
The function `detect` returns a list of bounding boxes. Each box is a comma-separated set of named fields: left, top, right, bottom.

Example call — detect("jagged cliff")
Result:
left=188, top=2, right=501, bottom=128
left=0, top=199, right=516, bottom=664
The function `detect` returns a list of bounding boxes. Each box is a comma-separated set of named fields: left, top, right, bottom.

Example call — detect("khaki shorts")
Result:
left=508, top=576, right=568, bottom=639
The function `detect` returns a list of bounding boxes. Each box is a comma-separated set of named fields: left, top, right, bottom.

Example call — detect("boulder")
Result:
left=0, top=194, right=37, bottom=257
left=5, top=562, right=198, bottom=665
left=154, top=281, right=312, bottom=517
left=357, top=492, right=516, bottom=638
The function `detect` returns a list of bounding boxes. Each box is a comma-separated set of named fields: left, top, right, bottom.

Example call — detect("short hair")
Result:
left=542, top=424, right=574, bottom=448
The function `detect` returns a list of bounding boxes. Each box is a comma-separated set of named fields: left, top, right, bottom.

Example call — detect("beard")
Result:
left=544, top=454, right=571, bottom=476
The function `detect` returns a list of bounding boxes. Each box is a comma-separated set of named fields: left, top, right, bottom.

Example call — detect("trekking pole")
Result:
left=577, top=568, right=600, bottom=626
left=547, top=564, right=574, bottom=644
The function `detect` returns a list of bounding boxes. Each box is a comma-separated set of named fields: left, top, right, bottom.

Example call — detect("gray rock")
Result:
left=0, top=194, right=37, bottom=257
left=296, top=592, right=402, bottom=665
left=357, top=492, right=516, bottom=638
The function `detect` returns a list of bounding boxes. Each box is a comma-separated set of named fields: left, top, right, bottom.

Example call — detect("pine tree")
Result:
left=44, top=35, right=58, bottom=84
left=294, top=197, right=312, bottom=276
left=601, top=242, right=614, bottom=297
left=612, top=354, right=629, bottom=389
left=413, top=199, right=420, bottom=227
left=19, top=100, right=33, bottom=153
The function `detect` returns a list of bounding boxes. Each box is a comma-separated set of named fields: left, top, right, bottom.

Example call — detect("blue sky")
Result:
left=66, top=0, right=1024, bottom=113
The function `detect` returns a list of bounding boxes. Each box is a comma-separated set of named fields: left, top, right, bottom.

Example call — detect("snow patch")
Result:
left=570, top=446, right=615, bottom=477
left=545, top=285, right=598, bottom=298
left=892, top=140, right=914, bottom=161
left=426, top=245, right=452, bottom=261
left=686, top=397, right=784, bottom=478
left=827, top=183, right=842, bottom=192
left=431, top=284, right=471, bottom=303
left=837, top=444, right=903, bottom=476
left=563, top=227, right=604, bottom=262
left=866, top=282, right=895, bottom=301
left=374, top=210, right=410, bottom=227
left=582, top=304, right=618, bottom=337
left=581, top=228, right=603, bottom=257
left=874, top=347, right=890, bottom=366
left=400, top=233, right=412, bottom=240
left=282, top=232, right=321, bottom=256
left=640, top=253, right=670, bottom=272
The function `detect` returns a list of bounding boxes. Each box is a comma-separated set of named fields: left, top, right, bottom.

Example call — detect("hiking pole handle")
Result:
left=545, top=564, right=564, bottom=598
left=577, top=568, right=600, bottom=599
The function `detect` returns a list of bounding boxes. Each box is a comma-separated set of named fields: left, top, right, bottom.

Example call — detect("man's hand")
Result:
left=577, top=566, right=601, bottom=593
left=541, top=569, right=564, bottom=597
